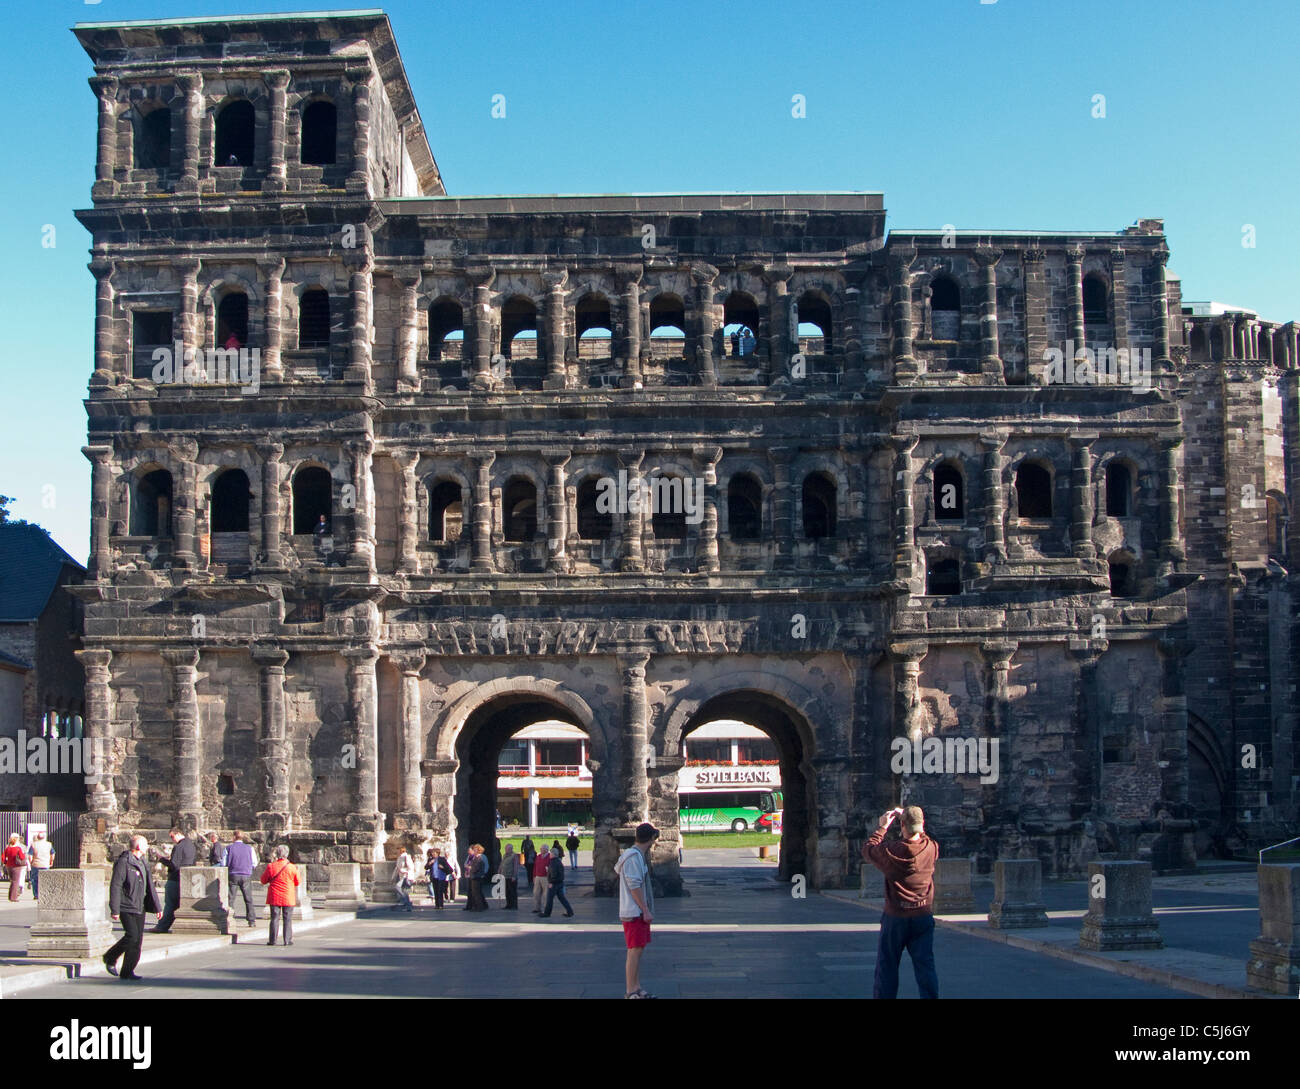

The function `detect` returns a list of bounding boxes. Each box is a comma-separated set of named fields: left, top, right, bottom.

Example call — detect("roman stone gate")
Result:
left=70, top=13, right=1300, bottom=889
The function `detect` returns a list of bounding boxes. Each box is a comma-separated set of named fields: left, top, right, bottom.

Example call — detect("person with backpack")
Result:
left=260, top=845, right=299, bottom=946
left=615, top=822, right=659, bottom=998
left=540, top=846, right=573, bottom=918
left=3, top=834, right=27, bottom=901
left=565, top=829, right=580, bottom=870
left=530, top=845, right=550, bottom=913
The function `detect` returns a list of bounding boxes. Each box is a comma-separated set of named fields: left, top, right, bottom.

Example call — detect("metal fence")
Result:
left=0, top=811, right=80, bottom=867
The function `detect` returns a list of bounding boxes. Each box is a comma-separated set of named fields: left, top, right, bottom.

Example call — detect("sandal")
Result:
left=625, top=987, right=656, bottom=999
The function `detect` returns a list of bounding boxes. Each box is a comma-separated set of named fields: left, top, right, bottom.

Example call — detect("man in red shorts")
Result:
left=615, top=821, right=658, bottom=998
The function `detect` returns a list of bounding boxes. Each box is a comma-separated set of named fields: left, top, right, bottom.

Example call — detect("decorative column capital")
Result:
left=89, top=75, right=118, bottom=97
left=978, top=429, right=1009, bottom=453
left=689, top=261, right=719, bottom=287
left=345, top=66, right=372, bottom=89
left=618, top=449, right=645, bottom=472
left=76, top=648, right=113, bottom=675
left=175, top=257, right=202, bottom=279
left=474, top=451, right=496, bottom=471
left=258, top=441, right=285, bottom=462
left=160, top=647, right=200, bottom=669
left=342, top=645, right=380, bottom=667
left=974, top=246, right=1003, bottom=267
left=389, top=652, right=426, bottom=675
left=1022, top=247, right=1045, bottom=264
left=175, top=71, right=203, bottom=93
left=619, top=649, right=652, bottom=676
left=467, top=264, right=496, bottom=289
left=89, top=258, right=115, bottom=282
left=888, top=641, right=928, bottom=666
left=1151, top=246, right=1170, bottom=268
left=394, top=266, right=423, bottom=289
left=343, top=249, right=373, bottom=275
left=1065, top=245, right=1085, bottom=264
left=763, top=263, right=794, bottom=285
left=251, top=643, right=290, bottom=669
left=980, top=640, right=1017, bottom=669
left=82, top=443, right=113, bottom=465
left=257, top=255, right=286, bottom=278
left=263, top=68, right=291, bottom=90
left=543, top=267, right=569, bottom=290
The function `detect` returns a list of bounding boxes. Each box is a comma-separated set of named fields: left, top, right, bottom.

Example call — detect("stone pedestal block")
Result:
left=27, top=868, right=114, bottom=959
left=325, top=862, right=365, bottom=910
left=934, top=857, right=976, bottom=913
left=1246, top=863, right=1300, bottom=994
left=987, top=859, right=1049, bottom=928
left=1079, top=860, right=1163, bottom=951
left=252, top=863, right=314, bottom=919
left=369, top=859, right=398, bottom=903
left=172, top=867, right=230, bottom=934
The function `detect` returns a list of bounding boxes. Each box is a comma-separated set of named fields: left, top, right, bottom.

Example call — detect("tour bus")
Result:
left=678, top=721, right=783, bottom=832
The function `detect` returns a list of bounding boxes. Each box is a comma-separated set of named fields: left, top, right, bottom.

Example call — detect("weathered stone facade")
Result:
left=71, top=13, right=1297, bottom=890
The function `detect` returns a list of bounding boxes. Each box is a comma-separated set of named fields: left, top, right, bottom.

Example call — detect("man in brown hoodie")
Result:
left=863, top=805, right=939, bottom=998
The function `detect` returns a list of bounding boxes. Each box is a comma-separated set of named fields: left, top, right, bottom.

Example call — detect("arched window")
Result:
left=132, top=469, right=173, bottom=537
left=577, top=478, right=613, bottom=540
left=503, top=479, right=537, bottom=542
left=1083, top=275, right=1109, bottom=329
left=934, top=463, right=964, bottom=520
left=802, top=472, right=837, bottom=538
left=210, top=469, right=250, bottom=533
left=1015, top=462, right=1052, bottom=518
left=930, top=277, right=960, bottom=340
left=428, top=298, right=464, bottom=361
left=723, top=292, right=760, bottom=357
left=292, top=466, right=332, bottom=534
left=796, top=292, right=833, bottom=353
left=927, top=557, right=961, bottom=595
left=1108, top=553, right=1136, bottom=597
left=135, top=107, right=171, bottom=169
left=216, top=292, right=249, bottom=348
left=727, top=474, right=762, bottom=540
left=649, top=294, right=686, bottom=339
left=429, top=480, right=463, bottom=542
left=299, top=288, right=330, bottom=348
left=650, top=476, right=688, bottom=540
left=501, top=297, right=538, bottom=359
left=1105, top=462, right=1132, bottom=517
left=300, top=100, right=337, bottom=165
left=214, top=99, right=255, bottom=167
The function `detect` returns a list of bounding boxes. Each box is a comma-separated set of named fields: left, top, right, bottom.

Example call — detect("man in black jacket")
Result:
left=540, top=847, right=574, bottom=918
left=104, top=835, right=162, bottom=982
left=521, top=835, right=537, bottom=890
left=154, top=828, right=195, bottom=933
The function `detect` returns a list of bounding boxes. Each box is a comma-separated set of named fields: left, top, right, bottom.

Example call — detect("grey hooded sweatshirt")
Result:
left=614, top=844, right=654, bottom=920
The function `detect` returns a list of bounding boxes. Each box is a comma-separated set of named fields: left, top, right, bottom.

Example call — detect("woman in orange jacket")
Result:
left=260, top=845, right=299, bottom=946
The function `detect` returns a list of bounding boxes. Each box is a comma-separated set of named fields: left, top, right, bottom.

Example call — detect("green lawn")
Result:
left=682, top=832, right=778, bottom=849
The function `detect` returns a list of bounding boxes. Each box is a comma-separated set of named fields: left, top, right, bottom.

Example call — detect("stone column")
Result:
left=1066, top=245, right=1086, bottom=349
left=1023, top=248, right=1048, bottom=382
left=546, top=452, right=570, bottom=571
left=1108, top=247, right=1130, bottom=353
left=176, top=72, right=203, bottom=194
left=346, top=436, right=376, bottom=572
left=771, top=446, right=795, bottom=571
left=395, top=451, right=420, bottom=575
left=344, top=251, right=373, bottom=386
left=395, top=269, right=422, bottom=391
left=695, top=446, right=722, bottom=575
left=83, top=445, right=114, bottom=579
left=391, top=652, right=426, bottom=824
left=252, top=644, right=291, bottom=829
left=162, top=648, right=203, bottom=827
left=1069, top=434, right=1096, bottom=559
left=544, top=269, right=570, bottom=389
left=1151, top=247, right=1171, bottom=370
left=889, top=642, right=927, bottom=748
left=178, top=258, right=201, bottom=366
left=471, top=452, right=495, bottom=573
left=620, top=270, right=643, bottom=389
left=691, top=264, right=718, bottom=388
left=469, top=267, right=497, bottom=390
left=76, top=648, right=116, bottom=818
left=259, top=256, right=285, bottom=382
left=621, top=651, right=652, bottom=824
left=1247, top=863, right=1300, bottom=994
left=263, top=69, right=290, bottom=192
left=890, top=250, right=917, bottom=381
left=90, top=76, right=118, bottom=195
left=171, top=440, right=198, bottom=570
left=842, top=273, right=866, bottom=382
left=1157, top=437, right=1185, bottom=579
left=89, top=258, right=117, bottom=386
left=1079, top=861, right=1163, bottom=950
left=975, top=246, right=1003, bottom=380
left=344, top=645, right=380, bottom=821
left=346, top=67, right=372, bottom=194
left=988, top=859, right=1049, bottom=928
left=259, top=442, right=285, bottom=568
left=981, top=639, right=1016, bottom=817
left=1072, top=644, right=1104, bottom=818
left=618, top=451, right=645, bottom=572
left=766, top=265, right=793, bottom=376
left=980, top=430, right=1007, bottom=564
left=892, top=433, right=919, bottom=587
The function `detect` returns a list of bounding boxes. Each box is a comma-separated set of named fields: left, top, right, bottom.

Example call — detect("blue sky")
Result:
left=2, top=0, right=1297, bottom=558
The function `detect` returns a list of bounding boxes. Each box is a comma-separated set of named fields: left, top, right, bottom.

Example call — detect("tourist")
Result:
left=261, top=844, right=299, bottom=946
left=28, top=831, right=53, bottom=900
left=426, top=848, right=451, bottom=908
left=3, top=834, right=27, bottom=902
left=224, top=830, right=258, bottom=928
left=154, top=829, right=196, bottom=933
left=500, top=843, right=519, bottom=909
left=464, top=843, right=489, bottom=911
left=207, top=831, right=226, bottom=867
left=565, top=828, right=580, bottom=870
left=224, top=331, right=241, bottom=351
left=615, top=822, right=659, bottom=998
left=530, top=845, right=549, bottom=913
left=520, top=834, right=537, bottom=890
left=540, top=846, right=573, bottom=918
left=862, top=805, right=938, bottom=999
left=392, top=846, right=415, bottom=912
left=740, top=326, right=755, bottom=357
left=446, top=849, right=459, bottom=902
left=104, top=835, right=162, bottom=982
left=730, top=330, right=740, bottom=357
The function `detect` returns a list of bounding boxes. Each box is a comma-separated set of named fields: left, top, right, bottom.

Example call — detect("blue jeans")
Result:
left=30, top=867, right=46, bottom=899
left=568, top=849, right=578, bottom=869
left=873, top=912, right=938, bottom=999
left=157, top=879, right=180, bottom=930
left=542, top=885, right=572, bottom=916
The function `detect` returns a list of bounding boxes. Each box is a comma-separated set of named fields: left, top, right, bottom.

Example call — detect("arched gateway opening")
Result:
left=674, top=692, right=815, bottom=884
